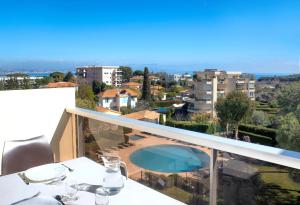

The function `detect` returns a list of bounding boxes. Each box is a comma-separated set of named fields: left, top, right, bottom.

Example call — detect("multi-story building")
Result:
left=165, top=74, right=181, bottom=83
left=188, top=69, right=255, bottom=117
left=77, top=66, right=122, bottom=87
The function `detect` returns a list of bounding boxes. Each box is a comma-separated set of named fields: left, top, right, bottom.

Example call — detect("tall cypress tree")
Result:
left=141, top=67, right=151, bottom=101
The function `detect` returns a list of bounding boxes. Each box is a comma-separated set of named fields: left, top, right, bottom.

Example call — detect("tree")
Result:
left=278, top=82, right=300, bottom=113
left=77, top=83, right=95, bottom=102
left=276, top=113, right=300, bottom=151
left=76, top=98, right=96, bottom=110
left=6, top=73, right=32, bottom=90
left=0, top=79, right=5, bottom=90
left=251, top=110, right=270, bottom=126
left=63, top=71, right=75, bottom=82
left=34, top=76, right=51, bottom=88
left=141, top=67, right=151, bottom=101
left=120, top=66, right=133, bottom=82
left=215, top=91, right=252, bottom=139
left=159, top=114, right=164, bottom=125
left=92, top=80, right=106, bottom=95
left=133, top=70, right=144, bottom=76
left=215, top=98, right=231, bottom=136
left=50, top=72, right=64, bottom=82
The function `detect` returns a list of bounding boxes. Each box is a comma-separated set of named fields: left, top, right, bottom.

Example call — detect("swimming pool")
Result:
left=130, top=144, right=209, bottom=173
left=129, top=135, right=144, bottom=141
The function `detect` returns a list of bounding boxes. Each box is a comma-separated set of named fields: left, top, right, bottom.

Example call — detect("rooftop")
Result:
left=124, top=110, right=160, bottom=120
left=47, top=82, right=77, bottom=88
left=99, top=89, right=138, bottom=98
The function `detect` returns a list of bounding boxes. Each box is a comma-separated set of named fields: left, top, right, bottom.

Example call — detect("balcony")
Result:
left=1, top=88, right=300, bottom=205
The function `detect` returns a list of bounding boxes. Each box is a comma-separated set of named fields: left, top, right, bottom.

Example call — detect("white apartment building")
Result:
left=188, top=69, right=255, bottom=117
left=77, top=66, right=122, bottom=87
left=165, top=74, right=181, bottom=82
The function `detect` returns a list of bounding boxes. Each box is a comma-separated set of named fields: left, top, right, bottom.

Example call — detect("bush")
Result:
left=238, top=130, right=274, bottom=146
left=166, top=120, right=210, bottom=133
left=239, top=124, right=277, bottom=140
left=152, top=100, right=181, bottom=108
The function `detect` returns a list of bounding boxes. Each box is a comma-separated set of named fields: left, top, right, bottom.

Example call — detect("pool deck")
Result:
left=108, top=130, right=212, bottom=178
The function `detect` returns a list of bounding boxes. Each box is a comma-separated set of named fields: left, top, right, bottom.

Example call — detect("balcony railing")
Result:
left=66, top=107, right=300, bottom=205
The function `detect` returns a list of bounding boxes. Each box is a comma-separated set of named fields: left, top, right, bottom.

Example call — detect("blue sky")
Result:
left=0, top=0, right=299, bottom=73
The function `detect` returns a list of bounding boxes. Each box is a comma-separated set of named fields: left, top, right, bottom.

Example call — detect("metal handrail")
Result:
left=66, top=107, right=300, bottom=170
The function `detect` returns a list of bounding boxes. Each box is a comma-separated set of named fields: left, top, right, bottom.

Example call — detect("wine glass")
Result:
left=95, top=188, right=109, bottom=205
left=64, top=179, right=78, bottom=201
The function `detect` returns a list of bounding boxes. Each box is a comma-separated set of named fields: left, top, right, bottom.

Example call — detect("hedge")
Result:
left=239, top=124, right=277, bottom=145
left=238, top=130, right=274, bottom=146
left=151, top=100, right=181, bottom=108
left=255, top=107, right=279, bottom=113
left=166, top=120, right=209, bottom=133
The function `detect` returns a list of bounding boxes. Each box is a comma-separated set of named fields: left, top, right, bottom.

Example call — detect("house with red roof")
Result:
left=98, top=89, right=138, bottom=111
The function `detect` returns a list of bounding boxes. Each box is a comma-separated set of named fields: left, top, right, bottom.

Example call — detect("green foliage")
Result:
left=191, top=113, right=211, bottom=123
left=239, top=124, right=277, bottom=141
left=120, top=107, right=134, bottom=115
left=166, top=92, right=177, bottom=98
left=0, top=79, right=5, bottom=90
left=278, top=82, right=300, bottom=113
left=133, top=70, right=144, bottom=76
left=166, top=120, right=210, bottom=133
left=5, top=73, right=32, bottom=90
left=120, top=66, right=133, bottom=82
left=49, top=72, right=64, bottom=82
left=34, top=77, right=51, bottom=88
left=276, top=113, right=300, bottom=151
left=238, top=130, right=274, bottom=146
left=216, top=91, right=252, bottom=138
left=141, top=67, right=151, bottom=102
left=76, top=83, right=95, bottom=102
left=159, top=114, right=164, bottom=125
left=251, top=110, right=270, bottom=126
left=170, top=84, right=183, bottom=93
left=92, top=80, right=106, bottom=95
left=206, top=123, right=216, bottom=134
left=152, top=100, right=181, bottom=108
left=76, top=98, right=96, bottom=110
left=63, top=71, right=75, bottom=82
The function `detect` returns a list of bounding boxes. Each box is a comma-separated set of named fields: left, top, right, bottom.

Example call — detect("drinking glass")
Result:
left=65, top=179, right=78, bottom=201
left=95, top=188, right=109, bottom=205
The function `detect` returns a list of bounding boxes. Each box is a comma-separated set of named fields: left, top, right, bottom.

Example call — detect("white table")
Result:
left=0, top=157, right=185, bottom=205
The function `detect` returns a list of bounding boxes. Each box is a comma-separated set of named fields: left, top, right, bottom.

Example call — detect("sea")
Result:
left=0, top=70, right=295, bottom=80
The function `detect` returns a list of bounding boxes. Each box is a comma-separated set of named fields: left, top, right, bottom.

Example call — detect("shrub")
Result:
left=238, top=130, right=274, bottom=146
left=239, top=124, right=276, bottom=139
left=166, top=120, right=210, bottom=133
left=152, top=100, right=181, bottom=108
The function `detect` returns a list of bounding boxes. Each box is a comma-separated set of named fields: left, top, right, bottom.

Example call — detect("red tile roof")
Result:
left=124, top=110, right=160, bottom=120
left=122, top=82, right=141, bottom=87
left=99, top=89, right=138, bottom=98
left=47, top=82, right=77, bottom=88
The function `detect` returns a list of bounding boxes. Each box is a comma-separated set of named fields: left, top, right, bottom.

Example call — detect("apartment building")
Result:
left=188, top=69, right=255, bottom=117
left=77, top=66, right=122, bottom=87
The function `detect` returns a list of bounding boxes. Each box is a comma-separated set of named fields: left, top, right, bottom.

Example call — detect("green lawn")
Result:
left=160, top=187, right=192, bottom=203
left=256, top=165, right=300, bottom=196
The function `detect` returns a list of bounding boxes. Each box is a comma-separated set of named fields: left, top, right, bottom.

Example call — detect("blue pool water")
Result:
left=130, top=135, right=144, bottom=141
left=130, top=145, right=210, bottom=173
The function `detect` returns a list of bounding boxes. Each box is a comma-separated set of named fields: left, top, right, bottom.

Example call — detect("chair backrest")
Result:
left=1, top=135, right=54, bottom=175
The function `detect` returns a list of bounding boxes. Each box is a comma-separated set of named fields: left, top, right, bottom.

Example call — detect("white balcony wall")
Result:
left=0, top=88, right=75, bottom=173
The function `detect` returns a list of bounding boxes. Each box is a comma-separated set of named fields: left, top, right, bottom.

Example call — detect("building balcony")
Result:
left=1, top=88, right=300, bottom=205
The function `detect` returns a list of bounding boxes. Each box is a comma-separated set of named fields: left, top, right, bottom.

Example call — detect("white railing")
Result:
left=66, top=107, right=300, bottom=170
left=67, top=107, right=300, bottom=205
